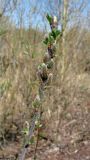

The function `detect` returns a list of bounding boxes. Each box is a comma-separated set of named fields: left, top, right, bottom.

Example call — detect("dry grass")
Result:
left=0, top=27, right=90, bottom=159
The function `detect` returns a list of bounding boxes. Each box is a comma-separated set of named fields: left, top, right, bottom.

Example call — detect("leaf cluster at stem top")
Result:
left=43, top=28, right=61, bottom=45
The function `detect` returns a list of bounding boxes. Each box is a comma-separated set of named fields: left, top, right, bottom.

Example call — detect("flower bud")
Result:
left=50, top=16, right=58, bottom=30
left=47, top=59, right=54, bottom=69
left=37, top=63, right=48, bottom=82
left=53, top=16, right=57, bottom=23
left=43, top=52, right=51, bottom=64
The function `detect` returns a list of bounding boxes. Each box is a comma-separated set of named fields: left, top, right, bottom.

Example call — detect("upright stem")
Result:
left=34, top=128, right=40, bottom=160
left=18, top=14, right=60, bottom=160
left=61, top=0, right=68, bottom=80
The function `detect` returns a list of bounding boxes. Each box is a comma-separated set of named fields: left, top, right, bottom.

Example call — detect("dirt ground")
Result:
left=0, top=74, right=90, bottom=160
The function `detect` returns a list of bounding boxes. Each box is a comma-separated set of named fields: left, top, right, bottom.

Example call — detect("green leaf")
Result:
left=50, top=31, right=56, bottom=39
left=43, top=37, right=49, bottom=45
left=50, top=29, right=60, bottom=40
left=43, top=33, right=55, bottom=45
left=46, top=14, right=52, bottom=24
left=56, top=30, right=61, bottom=37
left=48, top=35, right=54, bottom=44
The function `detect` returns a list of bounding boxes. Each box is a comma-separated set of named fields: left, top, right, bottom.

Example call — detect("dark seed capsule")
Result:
left=25, top=144, right=29, bottom=148
left=48, top=45, right=56, bottom=58
left=41, top=74, right=48, bottom=82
